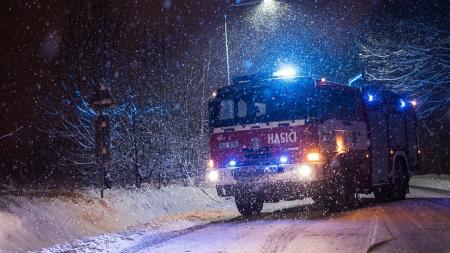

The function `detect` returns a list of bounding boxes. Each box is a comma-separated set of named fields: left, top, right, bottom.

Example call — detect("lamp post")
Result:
left=223, top=0, right=274, bottom=86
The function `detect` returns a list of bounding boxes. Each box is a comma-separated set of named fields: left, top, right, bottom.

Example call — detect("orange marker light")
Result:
left=208, top=159, right=214, bottom=168
left=306, top=152, right=320, bottom=162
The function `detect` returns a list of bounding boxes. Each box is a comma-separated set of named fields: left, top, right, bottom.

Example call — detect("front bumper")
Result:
left=216, top=180, right=326, bottom=200
left=210, top=163, right=324, bottom=184
left=207, top=163, right=326, bottom=197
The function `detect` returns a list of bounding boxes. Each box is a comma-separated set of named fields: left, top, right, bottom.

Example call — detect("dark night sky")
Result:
left=2, top=2, right=209, bottom=131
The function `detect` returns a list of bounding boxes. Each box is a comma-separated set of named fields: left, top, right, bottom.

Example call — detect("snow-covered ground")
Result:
left=1, top=174, right=448, bottom=253
left=0, top=185, right=238, bottom=252
left=409, top=174, right=450, bottom=191
left=34, top=210, right=232, bottom=253
left=31, top=196, right=311, bottom=253
left=144, top=188, right=450, bottom=253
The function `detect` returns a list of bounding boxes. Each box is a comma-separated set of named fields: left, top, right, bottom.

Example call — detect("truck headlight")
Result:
left=207, top=170, right=219, bottom=182
left=297, top=164, right=312, bottom=178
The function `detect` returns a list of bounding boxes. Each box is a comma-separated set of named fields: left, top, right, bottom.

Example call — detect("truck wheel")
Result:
left=234, top=188, right=263, bottom=216
left=333, top=176, right=355, bottom=210
left=312, top=194, right=328, bottom=207
left=374, top=157, right=409, bottom=202
left=393, top=158, right=408, bottom=200
left=325, top=166, right=355, bottom=211
left=373, top=186, right=391, bottom=202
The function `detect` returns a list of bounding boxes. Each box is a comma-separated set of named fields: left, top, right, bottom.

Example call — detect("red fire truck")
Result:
left=206, top=70, right=419, bottom=215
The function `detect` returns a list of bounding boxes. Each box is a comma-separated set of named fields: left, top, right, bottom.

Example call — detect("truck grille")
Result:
left=244, top=153, right=272, bottom=159
left=232, top=166, right=284, bottom=181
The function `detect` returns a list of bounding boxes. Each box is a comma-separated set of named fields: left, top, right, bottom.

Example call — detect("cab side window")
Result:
left=314, top=88, right=359, bottom=121
left=219, top=100, right=234, bottom=120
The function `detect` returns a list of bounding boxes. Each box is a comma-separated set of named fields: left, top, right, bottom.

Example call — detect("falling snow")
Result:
left=0, top=0, right=449, bottom=252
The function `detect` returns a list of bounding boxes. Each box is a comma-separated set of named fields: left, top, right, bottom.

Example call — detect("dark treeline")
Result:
left=1, top=0, right=224, bottom=189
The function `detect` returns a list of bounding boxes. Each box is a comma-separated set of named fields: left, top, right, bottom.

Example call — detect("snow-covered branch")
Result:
left=0, top=126, right=23, bottom=140
left=360, top=10, right=450, bottom=118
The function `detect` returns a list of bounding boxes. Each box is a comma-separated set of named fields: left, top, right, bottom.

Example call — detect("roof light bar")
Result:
left=273, top=66, right=297, bottom=79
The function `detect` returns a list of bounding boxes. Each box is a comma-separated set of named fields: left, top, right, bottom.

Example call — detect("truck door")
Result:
left=367, top=107, right=390, bottom=185
left=388, top=112, right=407, bottom=150
left=405, top=111, right=418, bottom=174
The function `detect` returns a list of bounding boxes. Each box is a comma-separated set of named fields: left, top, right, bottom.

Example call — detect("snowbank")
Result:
left=3, top=174, right=446, bottom=252
left=0, top=185, right=237, bottom=253
left=410, top=174, right=450, bottom=191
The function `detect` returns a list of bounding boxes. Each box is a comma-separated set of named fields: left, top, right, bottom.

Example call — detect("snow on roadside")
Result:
left=410, top=174, right=450, bottom=191
left=34, top=199, right=315, bottom=253
left=3, top=174, right=447, bottom=252
left=0, top=185, right=237, bottom=253
left=35, top=210, right=233, bottom=253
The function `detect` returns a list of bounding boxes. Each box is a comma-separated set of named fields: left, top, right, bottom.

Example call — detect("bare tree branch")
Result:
left=0, top=126, right=23, bottom=140
left=360, top=10, right=450, bottom=118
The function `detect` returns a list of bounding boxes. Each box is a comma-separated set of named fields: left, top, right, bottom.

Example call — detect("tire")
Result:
left=333, top=171, right=356, bottom=210
left=374, top=157, right=409, bottom=202
left=311, top=194, right=328, bottom=207
left=373, top=185, right=392, bottom=202
left=234, top=187, right=263, bottom=216
left=323, top=164, right=356, bottom=211
left=393, top=158, right=408, bottom=200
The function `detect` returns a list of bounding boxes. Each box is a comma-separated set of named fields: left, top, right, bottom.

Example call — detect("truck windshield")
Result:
left=209, top=81, right=363, bottom=128
left=210, top=85, right=308, bottom=128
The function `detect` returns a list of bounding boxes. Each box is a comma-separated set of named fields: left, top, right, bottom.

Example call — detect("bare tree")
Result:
left=40, top=1, right=223, bottom=188
left=360, top=8, right=450, bottom=117
left=40, top=0, right=131, bottom=185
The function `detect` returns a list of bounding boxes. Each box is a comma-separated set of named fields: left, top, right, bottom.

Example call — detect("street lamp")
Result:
left=262, top=0, right=274, bottom=6
left=224, top=0, right=275, bottom=86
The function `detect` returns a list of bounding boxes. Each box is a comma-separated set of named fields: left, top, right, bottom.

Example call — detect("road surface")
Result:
left=126, top=187, right=450, bottom=253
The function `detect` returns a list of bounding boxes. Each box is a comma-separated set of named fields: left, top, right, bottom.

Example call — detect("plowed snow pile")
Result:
left=0, top=185, right=237, bottom=252
left=410, top=174, right=450, bottom=191
left=1, top=174, right=448, bottom=252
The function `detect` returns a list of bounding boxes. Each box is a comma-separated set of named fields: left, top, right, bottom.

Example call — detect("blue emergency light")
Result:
left=400, top=99, right=406, bottom=109
left=279, top=156, right=288, bottom=164
left=273, top=66, right=297, bottom=79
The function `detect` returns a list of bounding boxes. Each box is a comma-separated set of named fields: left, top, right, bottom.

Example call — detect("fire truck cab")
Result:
left=207, top=73, right=419, bottom=216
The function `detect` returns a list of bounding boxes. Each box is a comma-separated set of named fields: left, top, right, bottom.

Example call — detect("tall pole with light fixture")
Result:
left=224, top=13, right=231, bottom=86
left=223, top=0, right=273, bottom=86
